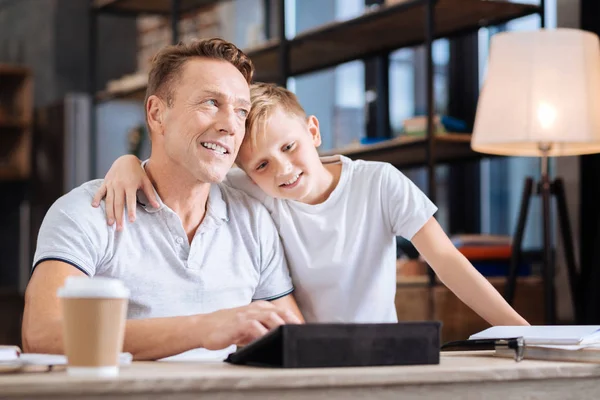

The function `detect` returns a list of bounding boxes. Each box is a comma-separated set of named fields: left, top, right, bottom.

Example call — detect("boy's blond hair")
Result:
left=244, top=82, right=307, bottom=150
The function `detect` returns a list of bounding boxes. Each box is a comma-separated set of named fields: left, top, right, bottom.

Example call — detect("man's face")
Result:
left=158, top=58, right=251, bottom=183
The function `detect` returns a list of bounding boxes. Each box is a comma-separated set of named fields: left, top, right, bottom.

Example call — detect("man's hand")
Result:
left=199, top=300, right=303, bottom=350
left=91, top=155, right=158, bottom=231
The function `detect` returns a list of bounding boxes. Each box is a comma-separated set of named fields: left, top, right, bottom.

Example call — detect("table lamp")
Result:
left=471, top=28, right=600, bottom=324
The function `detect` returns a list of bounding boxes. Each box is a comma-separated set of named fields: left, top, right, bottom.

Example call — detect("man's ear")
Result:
left=307, top=115, right=322, bottom=148
left=146, top=95, right=165, bottom=137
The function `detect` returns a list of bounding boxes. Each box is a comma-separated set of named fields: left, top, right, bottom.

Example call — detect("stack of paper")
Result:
left=470, top=325, right=600, bottom=345
left=0, top=349, right=133, bottom=373
left=470, top=326, right=600, bottom=362
left=0, top=346, right=20, bottom=362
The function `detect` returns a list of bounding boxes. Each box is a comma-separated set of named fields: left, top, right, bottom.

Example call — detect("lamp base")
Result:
left=505, top=176, right=580, bottom=324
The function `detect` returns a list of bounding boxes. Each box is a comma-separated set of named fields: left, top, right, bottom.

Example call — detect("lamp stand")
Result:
left=504, top=149, right=581, bottom=325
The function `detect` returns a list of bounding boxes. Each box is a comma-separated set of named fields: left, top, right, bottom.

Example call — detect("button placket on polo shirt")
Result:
left=186, top=212, right=227, bottom=270
left=160, top=208, right=190, bottom=260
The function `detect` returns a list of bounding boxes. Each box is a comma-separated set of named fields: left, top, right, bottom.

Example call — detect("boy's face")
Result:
left=237, top=107, right=324, bottom=202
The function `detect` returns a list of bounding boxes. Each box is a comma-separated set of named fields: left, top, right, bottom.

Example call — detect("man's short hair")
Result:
left=145, top=38, right=254, bottom=108
left=243, top=82, right=307, bottom=152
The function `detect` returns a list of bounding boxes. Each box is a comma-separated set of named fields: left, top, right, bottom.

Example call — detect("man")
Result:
left=22, top=38, right=303, bottom=361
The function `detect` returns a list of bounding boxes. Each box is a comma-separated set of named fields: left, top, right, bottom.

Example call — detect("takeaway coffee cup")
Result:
left=57, top=276, right=130, bottom=377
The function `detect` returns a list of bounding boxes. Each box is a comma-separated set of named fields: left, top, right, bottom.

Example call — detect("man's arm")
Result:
left=22, top=261, right=82, bottom=354
left=271, top=294, right=305, bottom=323
left=411, top=218, right=529, bottom=326
left=23, top=261, right=302, bottom=360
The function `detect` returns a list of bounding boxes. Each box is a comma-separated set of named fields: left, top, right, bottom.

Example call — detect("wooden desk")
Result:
left=1, top=352, right=600, bottom=400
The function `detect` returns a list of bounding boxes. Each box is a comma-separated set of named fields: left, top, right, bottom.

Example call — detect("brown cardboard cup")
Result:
left=58, top=276, right=129, bottom=377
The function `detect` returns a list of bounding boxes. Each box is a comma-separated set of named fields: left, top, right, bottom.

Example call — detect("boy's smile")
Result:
left=279, top=172, right=303, bottom=189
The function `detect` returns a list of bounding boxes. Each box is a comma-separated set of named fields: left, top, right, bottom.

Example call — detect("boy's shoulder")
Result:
left=216, top=180, right=270, bottom=218
left=222, top=167, right=270, bottom=205
left=331, top=155, right=395, bottom=181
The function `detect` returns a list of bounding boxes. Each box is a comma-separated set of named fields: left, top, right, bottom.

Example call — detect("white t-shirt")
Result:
left=225, top=155, right=437, bottom=323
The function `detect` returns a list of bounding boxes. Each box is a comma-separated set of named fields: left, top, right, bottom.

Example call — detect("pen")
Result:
left=441, top=337, right=525, bottom=362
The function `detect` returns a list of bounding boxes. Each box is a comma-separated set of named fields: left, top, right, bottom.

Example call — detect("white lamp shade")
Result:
left=472, top=28, right=600, bottom=157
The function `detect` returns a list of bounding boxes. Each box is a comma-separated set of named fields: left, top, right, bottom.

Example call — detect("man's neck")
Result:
left=145, top=156, right=210, bottom=241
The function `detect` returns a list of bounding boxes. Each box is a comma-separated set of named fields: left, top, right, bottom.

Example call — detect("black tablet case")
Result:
left=225, top=322, right=441, bottom=368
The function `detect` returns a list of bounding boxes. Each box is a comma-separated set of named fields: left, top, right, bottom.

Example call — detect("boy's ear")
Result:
left=146, top=95, right=166, bottom=138
left=307, top=115, right=322, bottom=147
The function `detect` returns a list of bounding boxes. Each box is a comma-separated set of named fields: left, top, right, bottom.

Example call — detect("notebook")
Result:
left=470, top=326, right=600, bottom=346
left=495, top=344, right=600, bottom=363
left=0, top=348, right=133, bottom=373
left=0, top=346, right=21, bottom=362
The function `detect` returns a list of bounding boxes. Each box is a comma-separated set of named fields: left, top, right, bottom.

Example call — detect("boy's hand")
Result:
left=91, top=155, right=159, bottom=230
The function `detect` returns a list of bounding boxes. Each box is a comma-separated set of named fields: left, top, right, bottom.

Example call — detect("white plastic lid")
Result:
left=57, top=276, right=130, bottom=299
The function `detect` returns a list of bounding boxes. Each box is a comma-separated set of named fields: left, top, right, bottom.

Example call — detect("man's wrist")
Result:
left=188, top=313, right=209, bottom=349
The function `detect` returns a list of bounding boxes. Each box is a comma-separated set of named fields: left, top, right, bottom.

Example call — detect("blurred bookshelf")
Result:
left=320, top=133, right=480, bottom=169
left=247, top=0, right=539, bottom=83
left=92, top=0, right=225, bottom=15
left=91, top=0, right=539, bottom=172
left=0, top=65, right=32, bottom=181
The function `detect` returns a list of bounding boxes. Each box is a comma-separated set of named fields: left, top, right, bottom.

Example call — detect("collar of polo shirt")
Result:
left=137, top=159, right=229, bottom=222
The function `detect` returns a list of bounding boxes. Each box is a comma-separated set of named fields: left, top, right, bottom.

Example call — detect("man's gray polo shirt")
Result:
left=33, top=179, right=294, bottom=359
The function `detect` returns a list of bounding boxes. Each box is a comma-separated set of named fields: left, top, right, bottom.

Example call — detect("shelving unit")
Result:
left=320, top=133, right=482, bottom=169
left=92, top=0, right=223, bottom=15
left=248, top=0, right=539, bottom=83
left=0, top=65, right=33, bottom=181
left=90, top=0, right=541, bottom=187
left=95, top=82, right=147, bottom=103
left=94, top=1, right=540, bottom=97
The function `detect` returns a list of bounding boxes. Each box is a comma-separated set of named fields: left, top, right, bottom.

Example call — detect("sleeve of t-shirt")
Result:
left=382, top=163, right=438, bottom=240
left=252, top=207, right=294, bottom=301
left=33, top=186, right=109, bottom=277
left=223, top=168, right=275, bottom=212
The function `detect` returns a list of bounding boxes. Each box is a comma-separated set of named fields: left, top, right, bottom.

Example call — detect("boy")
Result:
left=93, top=82, right=528, bottom=325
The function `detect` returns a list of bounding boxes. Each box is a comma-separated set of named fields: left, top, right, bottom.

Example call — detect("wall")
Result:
left=0, top=0, right=137, bottom=292
left=0, top=0, right=58, bottom=107
left=0, top=0, right=137, bottom=107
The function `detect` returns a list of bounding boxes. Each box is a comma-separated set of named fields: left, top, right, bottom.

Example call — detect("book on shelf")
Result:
left=451, top=234, right=513, bottom=268
left=457, top=246, right=512, bottom=261
left=450, top=234, right=512, bottom=248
